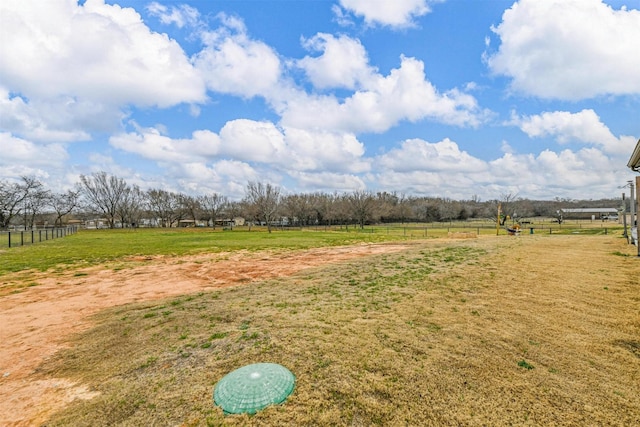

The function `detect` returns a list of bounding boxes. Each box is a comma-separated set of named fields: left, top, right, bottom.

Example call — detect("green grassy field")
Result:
left=0, top=227, right=406, bottom=275
left=0, top=219, right=625, bottom=274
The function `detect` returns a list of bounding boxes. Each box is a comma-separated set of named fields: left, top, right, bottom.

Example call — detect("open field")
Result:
left=0, top=217, right=624, bottom=262
left=0, top=230, right=639, bottom=425
left=0, top=227, right=403, bottom=276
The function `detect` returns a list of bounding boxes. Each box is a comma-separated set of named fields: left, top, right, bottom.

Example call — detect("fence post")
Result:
left=7, top=231, right=10, bottom=248
left=31, top=230, right=34, bottom=244
left=21, top=231, right=24, bottom=246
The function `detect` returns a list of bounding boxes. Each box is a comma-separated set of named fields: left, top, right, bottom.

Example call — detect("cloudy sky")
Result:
left=1, top=0, right=639, bottom=200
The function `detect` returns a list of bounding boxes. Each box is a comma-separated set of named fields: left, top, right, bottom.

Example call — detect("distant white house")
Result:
left=84, top=218, right=108, bottom=229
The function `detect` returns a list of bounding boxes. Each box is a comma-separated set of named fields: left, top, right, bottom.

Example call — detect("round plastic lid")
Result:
left=213, top=363, right=296, bottom=414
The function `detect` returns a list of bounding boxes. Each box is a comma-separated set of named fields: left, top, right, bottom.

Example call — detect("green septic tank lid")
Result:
left=213, top=363, right=295, bottom=415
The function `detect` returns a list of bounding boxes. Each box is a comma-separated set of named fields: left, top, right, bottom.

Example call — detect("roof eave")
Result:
left=628, top=138, right=640, bottom=172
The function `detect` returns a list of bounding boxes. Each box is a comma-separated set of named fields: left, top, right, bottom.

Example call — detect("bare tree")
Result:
left=179, top=194, right=202, bottom=227
left=0, top=176, right=44, bottom=229
left=50, top=189, right=80, bottom=227
left=200, top=193, right=228, bottom=229
left=79, top=172, right=128, bottom=228
left=437, top=197, right=458, bottom=223
left=282, top=193, right=317, bottom=227
left=499, top=192, right=519, bottom=225
left=226, top=200, right=244, bottom=229
left=244, top=181, right=281, bottom=233
left=0, top=180, right=21, bottom=228
left=146, top=189, right=182, bottom=227
left=313, top=192, right=337, bottom=227
left=397, top=194, right=416, bottom=224
left=346, top=190, right=375, bottom=229
left=416, top=198, right=439, bottom=222
left=22, top=179, right=51, bottom=228
left=116, top=184, right=144, bottom=227
left=335, top=193, right=353, bottom=228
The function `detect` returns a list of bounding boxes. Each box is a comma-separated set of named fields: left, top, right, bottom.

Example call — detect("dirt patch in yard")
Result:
left=0, top=242, right=415, bottom=426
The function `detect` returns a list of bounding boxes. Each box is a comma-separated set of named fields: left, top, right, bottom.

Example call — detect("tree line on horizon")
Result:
left=0, top=172, right=626, bottom=231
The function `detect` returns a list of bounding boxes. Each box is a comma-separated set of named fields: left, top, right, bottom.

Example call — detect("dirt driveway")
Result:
left=0, top=242, right=415, bottom=426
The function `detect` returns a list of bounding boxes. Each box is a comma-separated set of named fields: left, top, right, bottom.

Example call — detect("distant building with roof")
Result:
left=560, top=208, right=619, bottom=221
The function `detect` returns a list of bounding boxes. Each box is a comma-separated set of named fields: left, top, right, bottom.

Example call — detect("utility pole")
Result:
left=630, top=179, right=638, bottom=254
left=635, top=177, right=640, bottom=256
left=622, top=192, right=628, bottom=240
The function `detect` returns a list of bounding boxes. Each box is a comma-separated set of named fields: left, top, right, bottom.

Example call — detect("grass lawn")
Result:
left=0, top=227, right=405, bottom=275
left=0, top=220, right=624, bottom=274
left=23, top=233, right=640, bottom=426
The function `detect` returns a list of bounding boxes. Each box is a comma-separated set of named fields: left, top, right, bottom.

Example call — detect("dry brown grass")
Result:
left=32, top=235, right=640, bottom=425
left=448, top=231, right=478, bottom=239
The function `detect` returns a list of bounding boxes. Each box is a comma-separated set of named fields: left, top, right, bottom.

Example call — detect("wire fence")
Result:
left=272, top=218, right=622, bottom=236
left=0, top=226, right=79, bottom=248
left=0, top=219, right=623, bottom=249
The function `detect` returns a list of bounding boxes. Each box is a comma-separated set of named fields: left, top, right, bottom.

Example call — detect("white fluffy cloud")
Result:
left=336, top=0, right=432, bottom=28
left=220, top=120, right=370, bottom=173
left=173, top=159, right=260, bottom=196
left=0, top=0, right=206, bottom=155
left=376, top=138, right=487, bottom=173
left=146, top=2, right=200, bottom=28
left=288, top=171, right=367, bottom=192
left=297, top=33, right=376, bottom=90
left=374, top=137, right=491, bottom=196
left=0, top=0, right=206, bottom=107
left=219, top=120, right=286, bottom=162
left=1, top=1, right=632, bottom=201
left=490, top=148, right=617, bottom=191
left=109, top=127, right=221, bottom=164
left=110, top=119, right=369, bottom=175
left=511, top=109, right=636, bottom=156
left=373, top=137, right=626, bottom=199
left=0, top=85, right=132, bottom=144
left=0, top=90, right=92, bottom=143
left=282, top=127, right=370, bottom=173
left=0, top=132, right=67, bottom=174
left=282, top=56, right=487, bottom=133
left=487, top=0, right=640, bottom=100
left=194, top=14, right=282, bottom=99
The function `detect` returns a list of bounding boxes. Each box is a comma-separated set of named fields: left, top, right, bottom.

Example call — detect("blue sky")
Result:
left=1, top=0, right=639, bottom=200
